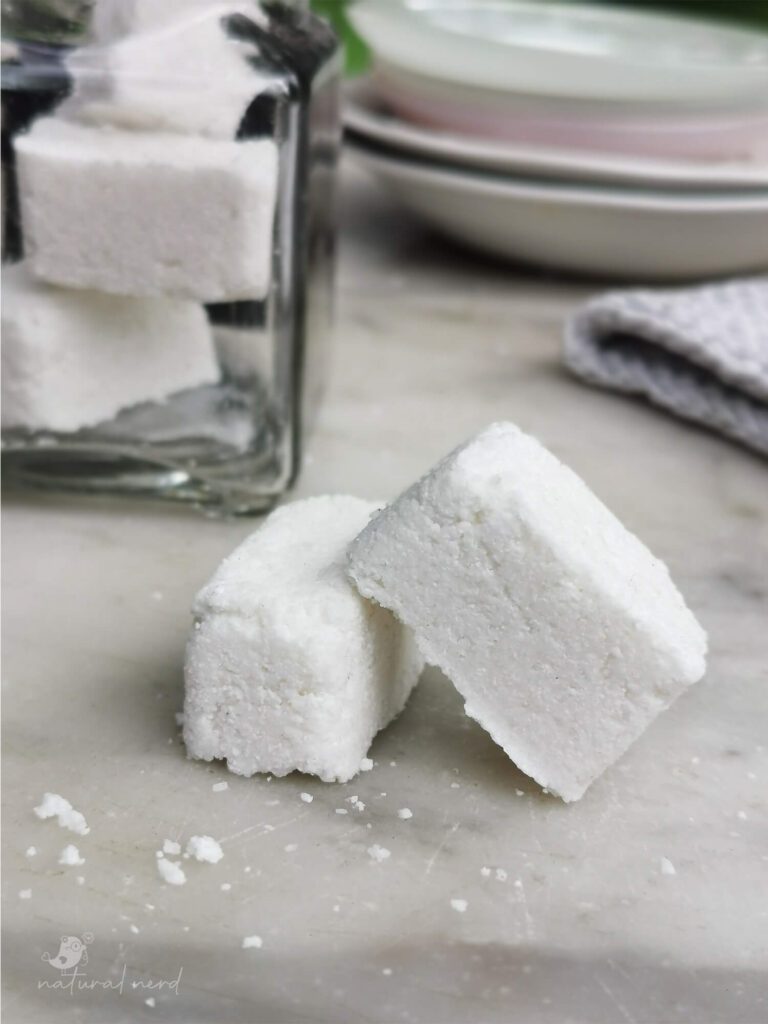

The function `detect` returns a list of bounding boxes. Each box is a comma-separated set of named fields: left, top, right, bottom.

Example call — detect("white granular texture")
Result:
left=359, top=758, right=374, bottom=772
left=660, top=857, right=677, bottom=876
left=300, top=793, right=313, bottom=804
left=349, top=421, right=707, bottom=802
left=450, top=899, right=468, bottom=913
left=186, top=835, right=224, bottom=864
left=58, top=844, right=85, bottom=866
left=480, top=867, right=491, bottom=878
left=145, top=997, right=156, bottom=1008
left=212, top=782, right=229, bottom=793
left=367, top=845, right=391, bottom=863
left=184, top=496, right=423, bottom=783
left=15, top=118, right=278, bottom=302
left=157, top=857, right=186, bottom=886
left=2, top=262, right=217, bottom=432
left=34, top=793, right=90, bottom=835
left=25, top=847, right=37, bottom=858
left=242, top=935, right=263, bottom=949
left=397, top=808, right=413, bottom=820
left=162, top=839, right=181, bottom=856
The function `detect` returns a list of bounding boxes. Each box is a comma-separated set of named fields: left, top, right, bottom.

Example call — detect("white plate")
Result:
left=347, top=138, right=768, bottom=280
left=350, top=0, right=768, bottom=108
left=344, top=81, right=768, bottom=191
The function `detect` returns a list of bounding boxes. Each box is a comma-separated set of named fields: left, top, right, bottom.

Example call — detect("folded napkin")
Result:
left=564, top=278, right=768, bottom=457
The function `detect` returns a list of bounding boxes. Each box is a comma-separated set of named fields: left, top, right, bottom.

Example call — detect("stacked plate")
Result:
left=345, top=0, right=768, bottom=280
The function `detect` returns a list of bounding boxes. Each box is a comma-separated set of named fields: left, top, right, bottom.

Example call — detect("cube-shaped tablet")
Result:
left=15, top=118, right=277, bottom=301
left=183, top=495, right=423, bottom=782
left=1, top=262, right=218, bottom=432
left=67, top=6, right=269, bottom=140
left=348, top=422, right=707, bottom=802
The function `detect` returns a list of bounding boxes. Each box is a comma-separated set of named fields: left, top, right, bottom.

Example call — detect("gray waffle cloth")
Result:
left=564, top=277, right=768, bottom=457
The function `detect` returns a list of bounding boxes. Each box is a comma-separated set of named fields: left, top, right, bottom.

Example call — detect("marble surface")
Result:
left=3, top=159, right=767, bottom=1024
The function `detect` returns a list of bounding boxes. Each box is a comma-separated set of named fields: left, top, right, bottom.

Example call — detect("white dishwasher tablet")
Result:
left=15, top=118, right=277, bottom=302
left=184, top=496, right=423, bottom=783
left=348, top=422, right=707, bottom=802
left=1, top=262, right=218, bottom=432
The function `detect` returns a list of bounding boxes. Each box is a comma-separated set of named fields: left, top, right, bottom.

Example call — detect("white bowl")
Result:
left=347, top=137, right=768, bottom=281
left=344, top=81, right=768, bottom=191
left=350, top=0, right=768, bottom=108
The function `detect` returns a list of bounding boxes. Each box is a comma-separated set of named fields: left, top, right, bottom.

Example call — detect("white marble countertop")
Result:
left=3, top=160, right=767, bottom=1024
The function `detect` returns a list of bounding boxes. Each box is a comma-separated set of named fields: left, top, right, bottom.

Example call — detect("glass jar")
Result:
left=1, top=1, right=340, bottom=513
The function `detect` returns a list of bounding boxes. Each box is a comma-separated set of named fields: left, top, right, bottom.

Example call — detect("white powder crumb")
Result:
left=162, top=839, right=181, bottom=856
left=25, top=846, right=37, bottom=858
left=145, top=997, right=156, bottom=1008
left=737, top=810, right=748, bottom=821
left=155, top=851, right=163, bottom=859
left=300, top=792, right=313, bottom=803
left=58, top=844, right=85, bottom=866
left=389, top=761, right=397, bottom=767
left=242, top=935, right=263, bottom=950
left=495, top=868, right=508, bottom=882
left=175, top=712, right=185, bottom=726
left=244, top=866, right=252, bottom=874
left=382, top=968, right=393, bottom=976
left=220, top=883, right=232, bottom=891
left=450, top=898, right=468, bottom=913
left=450, top=782, right=460, bottom=789
left=367, top=844, right=391, bottom=863
left=19, top=889, right=32, bottom=899
left=514, top=879, right=523, bottom=889
left=480, top=866, right=491, bottom=878
left=212, top=782, right=229, bottom=793
left=397, top=808, right=412, bottom=820
left=186, top=836, right=224, bottom=864
left=332, top=904, right=340, bottom=913
left=515, top=789, right=524, bottom=797
left=335, top=808, right=348, bottom=815
left=145, top=904, right=155, bottom=911
left=690, top=756, right=700, bottom=765
left=284, top=844, right=298, bottom=853
left=34, top=793, right=89, bottom=835
left=76, top=876, right=85, bottom=886
left=360, top=758, right=374, bottom=772
left=660, top=857, right=676, bottom=876
left=157, top=857, right=186, bottom=885
left=130, top=924, right=140, bottom=934
left=347, top=796, right=365, bottom=812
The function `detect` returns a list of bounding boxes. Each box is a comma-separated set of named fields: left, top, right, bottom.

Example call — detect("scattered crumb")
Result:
left=284, top=844, right=298, bottom=853
left=347, top=796, right=365, bottom=812
left=691, top=756, right=700, bottom=765
left=145, top=997, right=156, bottom=1008
left=450, top=782, right=460, bottom=789
left=58, top=844, right=85, bottom=866
left=19, top=889, right=32, bottom=899
left=242, top=935, right=263, bottom=950
left=34, top=793, right=89, bottom=835
left=660, top=857, right=676, bottom=876
left=382, top=968, right=392, bottom=976
left=450, top=898, right=468, bottom=913
left=332, top=904, right=340, bottom=913
left=480, top=866, right=491, bottom=878
left=212, top=782, right=229, bottom=793
left=76, top=876, right=85, bottom=886
left=244, top=866, right=252, bottom=874
left=130, top=924, right=140, bottom=935
left=515, top=789, right=524, bottom=797
left=186, top=836, right=223, bottom=864
left=514, top=879, right=523, bottom=889
left=397, top=808, right=412, bottom=820
left=737, top=810, right=748, bottom=821
left=360, top=758, right=374, bottom=772
left=367, top=844, right=390, bottom=863
left=335, top=808, right=348, bottom=815
left=220, top=883, right=232, bottom=891
left=25, top=846, right=37, bottom=858
left=389, top=761, right=397, bottom=767
left=145, top=904, right=155, bottom=911
left=157, top=857, right=186, bottom=886
left=300, top=792, right=313, bottom=803
left=495, top=868, right=508, bottom=882
left=162, top=839, right=181, bottom=856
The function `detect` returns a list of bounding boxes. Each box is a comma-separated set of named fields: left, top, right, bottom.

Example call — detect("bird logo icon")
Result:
left=42, top=933, right=94, bottom=972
